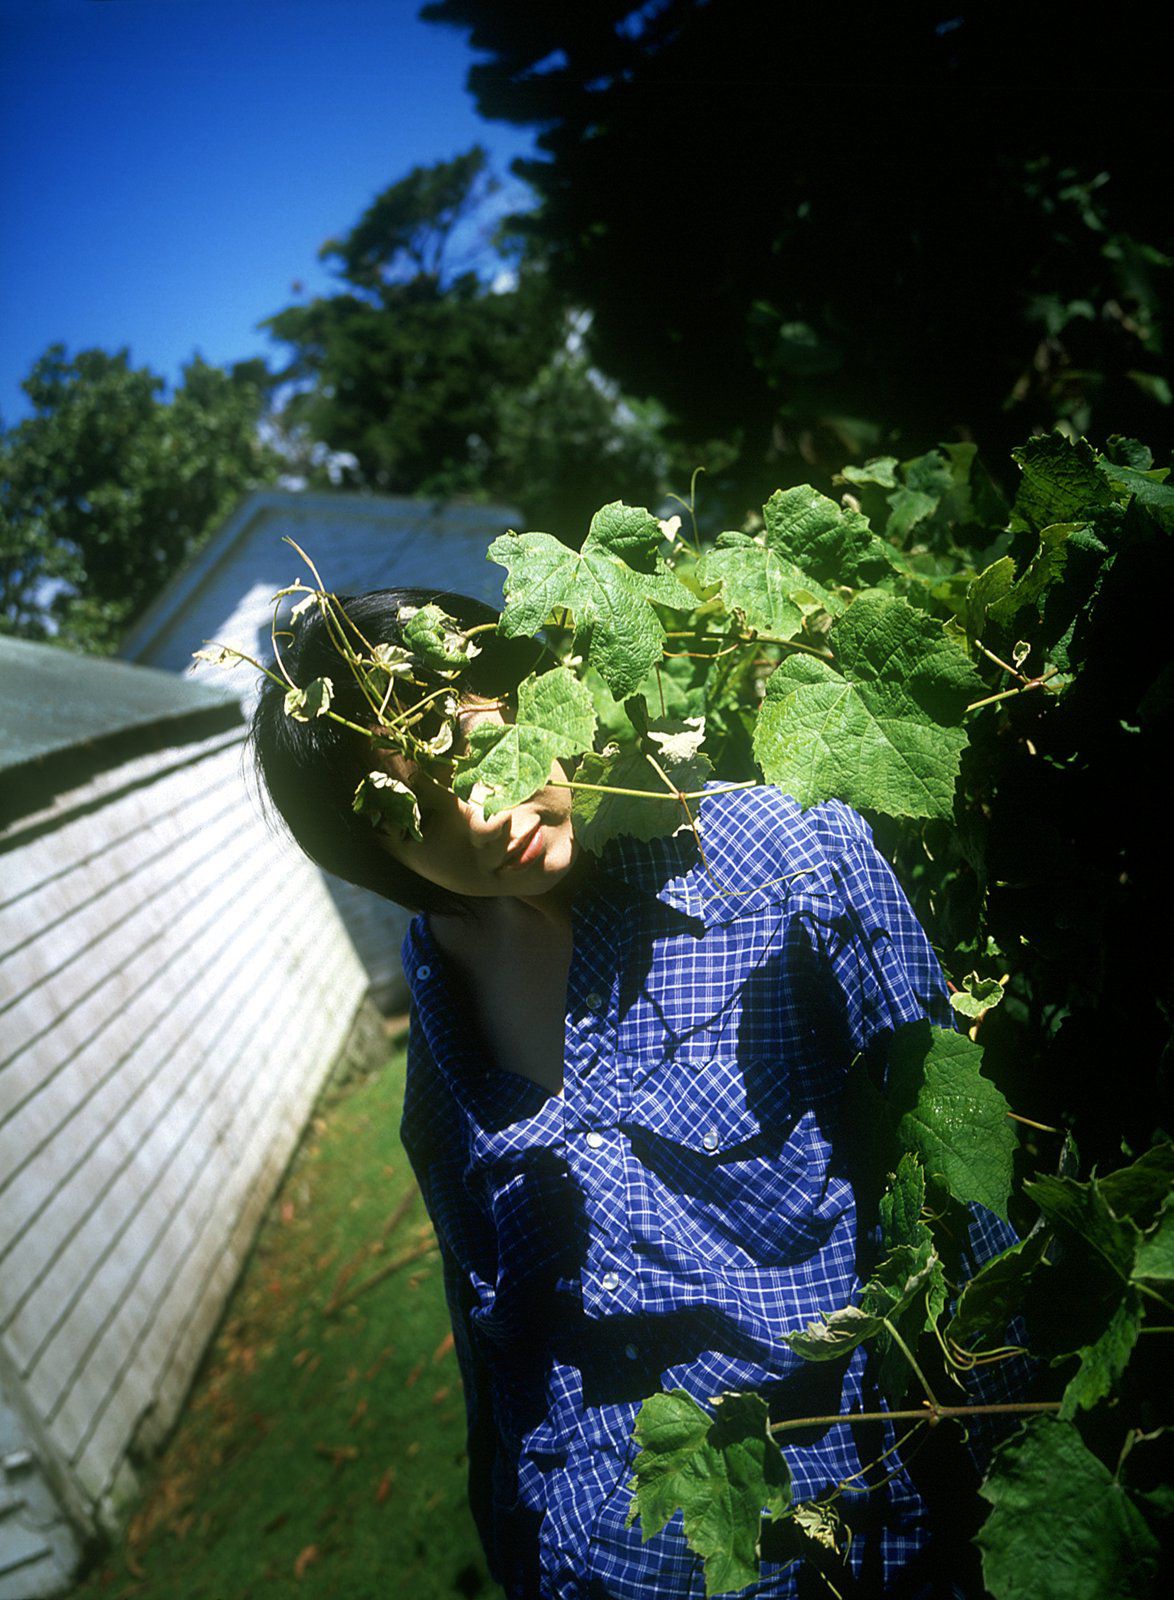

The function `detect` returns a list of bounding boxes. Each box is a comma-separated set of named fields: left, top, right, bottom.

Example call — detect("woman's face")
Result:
left=374, top=702, right=579, bottom=901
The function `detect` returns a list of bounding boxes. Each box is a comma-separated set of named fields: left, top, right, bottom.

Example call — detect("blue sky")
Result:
left=0, top=0, right=538, bottom=424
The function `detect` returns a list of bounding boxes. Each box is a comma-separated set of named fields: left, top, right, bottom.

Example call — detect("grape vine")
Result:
left=198, top=430, right=1174, bottom=1599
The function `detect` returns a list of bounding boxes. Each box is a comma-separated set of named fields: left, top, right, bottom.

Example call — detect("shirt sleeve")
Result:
left=438, top=1243, right=502, bottom=1581
left=809, top=804, right=1020, bottom=1264
left=807, top=802, right=955, bottom=1052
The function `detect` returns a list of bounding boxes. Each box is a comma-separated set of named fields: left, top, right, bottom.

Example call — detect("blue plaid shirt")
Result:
left=401, top=787, right=1009, bottom=1599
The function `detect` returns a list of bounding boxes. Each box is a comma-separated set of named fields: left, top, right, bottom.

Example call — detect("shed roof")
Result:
left=119, top=488, right=521, bottom=682
left=0, top=635, right=239, bottom=774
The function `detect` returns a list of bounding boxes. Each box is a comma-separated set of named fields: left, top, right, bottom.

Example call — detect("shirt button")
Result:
left=702, top=1128, right=720, bottom=1151
left=585, top=1131, right=605, bottom=1149
left=601, top=1271, right=620, bottom=1292
left=624, top=1343, right=638, bottom=1361
left=417, top=964, right=431, bottom=980
left=586, top=990, right=603, bottom=1009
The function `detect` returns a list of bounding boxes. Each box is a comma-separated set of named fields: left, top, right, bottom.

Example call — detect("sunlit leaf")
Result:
left=1010, top=434, right=1112, bottom=533
left=489, top=501, right=695, bottom=698
left=888, top=1022, right=1016, bottom=1221
left=785, top=1241, right=939, bottom=1363
left=399, top=603, right=482, bottom=672
left=285, top=676, right=334, bottom=721
left=753, top=593, right=981, bottom=820
left=453, top=666, right=596, bottom=817
left=1132, top=1192, right=1174, bottom=1283
left=572, top=739, right=712, bottom=853
left=948, top=972, right=1006, bottom=1020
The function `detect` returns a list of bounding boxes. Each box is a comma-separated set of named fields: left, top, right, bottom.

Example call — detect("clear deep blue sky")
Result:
left=0, top=0, right=537, bottom=424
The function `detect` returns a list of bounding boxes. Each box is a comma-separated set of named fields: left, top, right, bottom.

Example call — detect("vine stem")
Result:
left=197, top=642, right=382, bottom=742
left=965, top=668, right=1061, bottom=714
left=883, top=1316, right=941, bottom=1410
left=1006, top=1111, right=1062, bottom=1134
left=1136, top=1280, right=1174, bottom=1317
left=975, top=638, right=1029, bottom=681
left=550, top=778, right=757, bottom=802
left=661, top=628, right=833, bottom=659
left=768, top=1400, right=1062, bottom=1436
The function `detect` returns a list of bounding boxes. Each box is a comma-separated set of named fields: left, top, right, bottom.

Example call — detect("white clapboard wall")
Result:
left=120, top=489, right=521, bottom=1010
left=0, top=643, right=368, bottom=1590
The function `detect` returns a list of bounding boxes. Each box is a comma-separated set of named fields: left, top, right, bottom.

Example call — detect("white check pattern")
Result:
left=401, top=788, right=1016, bottom=1598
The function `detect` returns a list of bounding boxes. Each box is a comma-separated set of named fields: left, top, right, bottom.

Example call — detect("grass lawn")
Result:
left=71, top=1042, right=502, bottom=1600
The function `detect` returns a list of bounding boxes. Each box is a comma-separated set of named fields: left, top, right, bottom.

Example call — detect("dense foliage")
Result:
left=213, top=428, right=1173, bottom=1597
left=0, top=346, right=277, bottom=653
left=423, top=2, right=1172, bottom=499
left=263, top=146, right=675, bottom=530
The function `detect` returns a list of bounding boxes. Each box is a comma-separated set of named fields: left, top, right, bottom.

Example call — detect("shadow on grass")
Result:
left=70, top=1045, right=501, bottom=1600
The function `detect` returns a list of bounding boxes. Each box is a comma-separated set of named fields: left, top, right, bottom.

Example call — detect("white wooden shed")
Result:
left=119, top=489, right=522, bottom=1010
left=0, top=639, right=371, bottom=1596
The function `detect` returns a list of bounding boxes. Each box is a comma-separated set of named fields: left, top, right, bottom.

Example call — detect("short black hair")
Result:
left=249, top=588, right=547, bottom=916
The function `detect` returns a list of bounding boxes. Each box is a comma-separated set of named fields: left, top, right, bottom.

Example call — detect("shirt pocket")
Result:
left=621, top=1053, right=847, bottom=1269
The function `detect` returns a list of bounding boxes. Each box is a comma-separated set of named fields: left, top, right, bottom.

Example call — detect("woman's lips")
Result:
left=502, top=820, right=544, bottom=870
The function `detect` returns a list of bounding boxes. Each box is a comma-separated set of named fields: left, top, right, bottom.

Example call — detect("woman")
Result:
left=251, top=587, right=1011, bottom=1599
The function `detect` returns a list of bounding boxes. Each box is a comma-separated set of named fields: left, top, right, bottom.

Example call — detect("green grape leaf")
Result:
left=886, top=487, right=939, bottom=541
left=753, top=594, right=981, bottom=821
left=284, top=675, right=333, bottom=721
left=584, top=657, right=704, bottom=744
left=1058, top=1289, right=1143, bottom=1419
left=876, top=1152, right=953, bottom=1376
left=699, top=530, right=841, bottom=640
left=488, top=502, right=696, bottom=698
left=947, top=1230, right=1049, bottom=1356
left=352, top=772, right=422, bottom=841
left=785, top=1240, right=939, bottom=1362
left=1097, top=457, right=1174, bottom=530
left=878, top=1152, right=928, bottom=1252
left=948, top=972, right=1006, bottom=1020
left=399, top=603, right=482, bottom=672
left=762, top=485, right=900, bottom=589
left=1010, top=434, right=1112, bottom=533
left=1098, top=1140, right=1174, bottom=1230
left=1103, top=436, right=1155, bottom=472
left=904, top=447, right=957, bottom=498
left=1133, top=1193, right=1174, bottom=1282
left=977, top=1418, right=1160, bottom=1600
left=572, top=738, right=712, bottom=854
left=627, top=1390, right=791, bottom=1598
left=874, top=1165, right=949, bottom=1400
left=839, top=457, right=899, bottom=488
left=452, top=667, right=596, bottom=818
left=1021, top=1174, right=1142, bottom=1368
left=1025, top=1173, right=1139, bottom=1284
left=887, top=1022, right=1016, bottom=1221
left=989, top=523, right=1078, bottom=625
left=965, top=556, right=1017, bottom=641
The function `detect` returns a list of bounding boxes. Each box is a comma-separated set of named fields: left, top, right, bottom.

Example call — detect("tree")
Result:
left=263, top=146, right=563, bottom=499
left=263, top=146, right=683, bottom=530
left=0, top=346, right=277, bottom=653
left=422, top=3, right=1172, bottom=502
